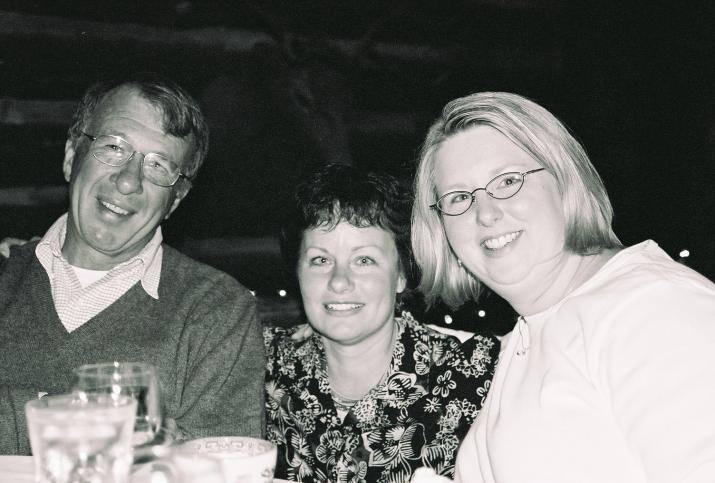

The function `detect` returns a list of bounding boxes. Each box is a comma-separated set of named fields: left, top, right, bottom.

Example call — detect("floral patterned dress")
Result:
left=263, top=312, right=499, bottom=483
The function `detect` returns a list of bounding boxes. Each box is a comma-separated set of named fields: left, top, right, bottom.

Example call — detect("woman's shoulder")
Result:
left=564, top=242, right=715, bottom=327
left=398, top=312, right=500, bottom=365
left=263, top=325, right=317, bottom=358
left=552, top=242, right=715, bottom=362
left=588, top=240, right=715, bottom=294
left=263, top=325, right=322, bottom=379
left=262, top=324, right=285, bottom=347
left=399, top=311, right=461, bottom=347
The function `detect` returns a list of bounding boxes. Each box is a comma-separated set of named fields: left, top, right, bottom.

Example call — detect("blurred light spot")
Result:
left=249, top=290, right=256, bottom=297
left=444, top=315, right=453, bottom=325
left=278, top=289, right=287, bottom=297
left=478, top=310, right=486, bottom=318
left=679, top=249, right=690, bottom=258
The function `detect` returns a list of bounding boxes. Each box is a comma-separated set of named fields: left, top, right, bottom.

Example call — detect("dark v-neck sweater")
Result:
left=0, top=242, right=265, bottom=454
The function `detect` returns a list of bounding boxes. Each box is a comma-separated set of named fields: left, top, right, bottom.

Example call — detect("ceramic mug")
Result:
left=173, top=436, right=277, bottom=483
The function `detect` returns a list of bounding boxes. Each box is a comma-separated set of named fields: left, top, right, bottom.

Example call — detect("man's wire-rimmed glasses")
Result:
left=431, top=168, right=546, bottom=216
left=81, top=132, right=188, bottom=187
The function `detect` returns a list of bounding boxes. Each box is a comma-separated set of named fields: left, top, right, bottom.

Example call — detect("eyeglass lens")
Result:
left=437, top=172, right=526, bottom=215
left=90, top=135, right=181, bottom=186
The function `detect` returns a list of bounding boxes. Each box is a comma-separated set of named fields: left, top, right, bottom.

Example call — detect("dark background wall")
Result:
left=1, top=1, right=712, bottom=334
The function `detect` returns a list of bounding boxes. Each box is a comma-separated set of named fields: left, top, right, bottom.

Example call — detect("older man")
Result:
left=0, top=73, right=264, bottom=454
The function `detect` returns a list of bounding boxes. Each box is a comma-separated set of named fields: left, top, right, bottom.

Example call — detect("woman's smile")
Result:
left=324, top=302, right=364, bottom=314
left=481, top=230, right=522, bottom=251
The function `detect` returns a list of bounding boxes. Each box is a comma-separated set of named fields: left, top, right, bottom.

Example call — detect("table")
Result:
left=0, top=456, right=290, bottom=482
left=0, top=456, right=33, bottom=482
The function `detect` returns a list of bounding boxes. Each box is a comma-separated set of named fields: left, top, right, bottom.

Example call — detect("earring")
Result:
left=395, top=297, right=404, bottom=313
left=394, top=291, right=408, bottom=316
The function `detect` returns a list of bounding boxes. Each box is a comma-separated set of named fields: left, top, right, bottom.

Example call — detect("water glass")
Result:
left=73, top=362, right=162, bottom=447
left=25, top=393, right=136, bottom=483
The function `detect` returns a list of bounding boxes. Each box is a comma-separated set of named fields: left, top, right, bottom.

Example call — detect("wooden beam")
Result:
left=0, top=97, right=425, bottom=137
left=0, top=10, right=560, bottom=71
left=0, top=186, right=67, bottom=206
left=0, top=10, right=273, bottom=53
left=0, top=98, right=75, bottom=126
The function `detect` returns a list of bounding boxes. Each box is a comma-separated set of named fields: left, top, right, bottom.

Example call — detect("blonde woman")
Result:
left=411, top=92, right=715, bottom=482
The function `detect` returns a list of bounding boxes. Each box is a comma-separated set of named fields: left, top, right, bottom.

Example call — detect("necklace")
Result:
left=328, top=322, right=398, bottom=410
left=331, top=392, right=359, bottom=413
left=330, top=366, right=391, bottom=409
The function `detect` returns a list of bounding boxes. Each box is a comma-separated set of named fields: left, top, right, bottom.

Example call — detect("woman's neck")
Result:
left=503, top=248, right=619, bottom=317
left=323, top=321, right=397, bottom=400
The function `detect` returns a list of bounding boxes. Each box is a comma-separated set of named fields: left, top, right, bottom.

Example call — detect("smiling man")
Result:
left=0, top=73, right=264, bottom=454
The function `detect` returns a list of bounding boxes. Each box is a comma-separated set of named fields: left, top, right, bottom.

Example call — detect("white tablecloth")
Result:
left=0, top=456, right=290, bottom=482
left=0, top=456, right=33, bottom=482
left=0, top=456, right=153, bottom=482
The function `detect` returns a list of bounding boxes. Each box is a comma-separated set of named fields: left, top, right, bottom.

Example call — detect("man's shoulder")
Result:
left=158, top=245, right=260, bottom=333
left=160, top=244, right=253, bottom=298
left=0, top=240, right=40, bottom=272
left=12, top=240, right=39, bottom=257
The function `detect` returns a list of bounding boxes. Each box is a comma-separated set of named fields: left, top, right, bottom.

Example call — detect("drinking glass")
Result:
left=25, top=393, right=136, bottom=483
left=73, top=362, right=163, bottom=448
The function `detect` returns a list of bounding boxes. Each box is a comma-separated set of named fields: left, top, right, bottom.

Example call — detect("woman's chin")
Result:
left=480, top=267, right=530, bottom=291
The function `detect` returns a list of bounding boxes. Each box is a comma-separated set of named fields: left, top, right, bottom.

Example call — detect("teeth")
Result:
left=326, top=303, right=362, bottom=311
left=101, top=201, right=130, bottom=215
left=483, top=231, right=520, bottom=250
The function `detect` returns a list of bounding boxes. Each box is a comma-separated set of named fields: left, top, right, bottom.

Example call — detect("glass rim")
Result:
left=73, top=361, right=157, bottom=377
left=176, top=436, right=278, bottom=457
left=25, top=392, right=136, bottom=412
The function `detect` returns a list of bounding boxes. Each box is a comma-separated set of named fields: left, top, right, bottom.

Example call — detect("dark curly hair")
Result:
left=280, top=163, right=418, bottom=295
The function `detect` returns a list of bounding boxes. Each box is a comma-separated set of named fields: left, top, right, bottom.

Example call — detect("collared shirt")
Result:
left=35, top=213, right=163, bottom=332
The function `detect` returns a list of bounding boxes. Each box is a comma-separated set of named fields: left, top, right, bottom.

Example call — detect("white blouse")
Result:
left=455, top=241, right=715, bottom=483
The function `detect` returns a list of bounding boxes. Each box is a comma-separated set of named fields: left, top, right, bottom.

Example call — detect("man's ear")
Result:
left=164, top=181, right=191, bottom=220
left=62, top=139, right=76, bottom=182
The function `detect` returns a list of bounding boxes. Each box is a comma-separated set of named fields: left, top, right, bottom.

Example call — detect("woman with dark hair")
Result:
left=264, top=163, right=499, bottom=482
left=410, top=92, right=715, bottom=482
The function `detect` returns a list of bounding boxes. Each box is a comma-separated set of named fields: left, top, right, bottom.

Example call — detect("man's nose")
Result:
left=113, top=152, right=144, bottom=195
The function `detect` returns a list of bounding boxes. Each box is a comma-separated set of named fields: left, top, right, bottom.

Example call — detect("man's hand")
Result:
left=290, top=323, right=315, bottom=341
left=0, top=237, right=36, bottom=258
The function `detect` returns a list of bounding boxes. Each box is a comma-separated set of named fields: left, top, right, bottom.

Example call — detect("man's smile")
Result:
left=99, top=199, right=131, bottom=216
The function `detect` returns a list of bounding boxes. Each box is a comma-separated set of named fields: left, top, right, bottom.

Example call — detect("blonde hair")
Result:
left=412, top=92, right=622, bottom=308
